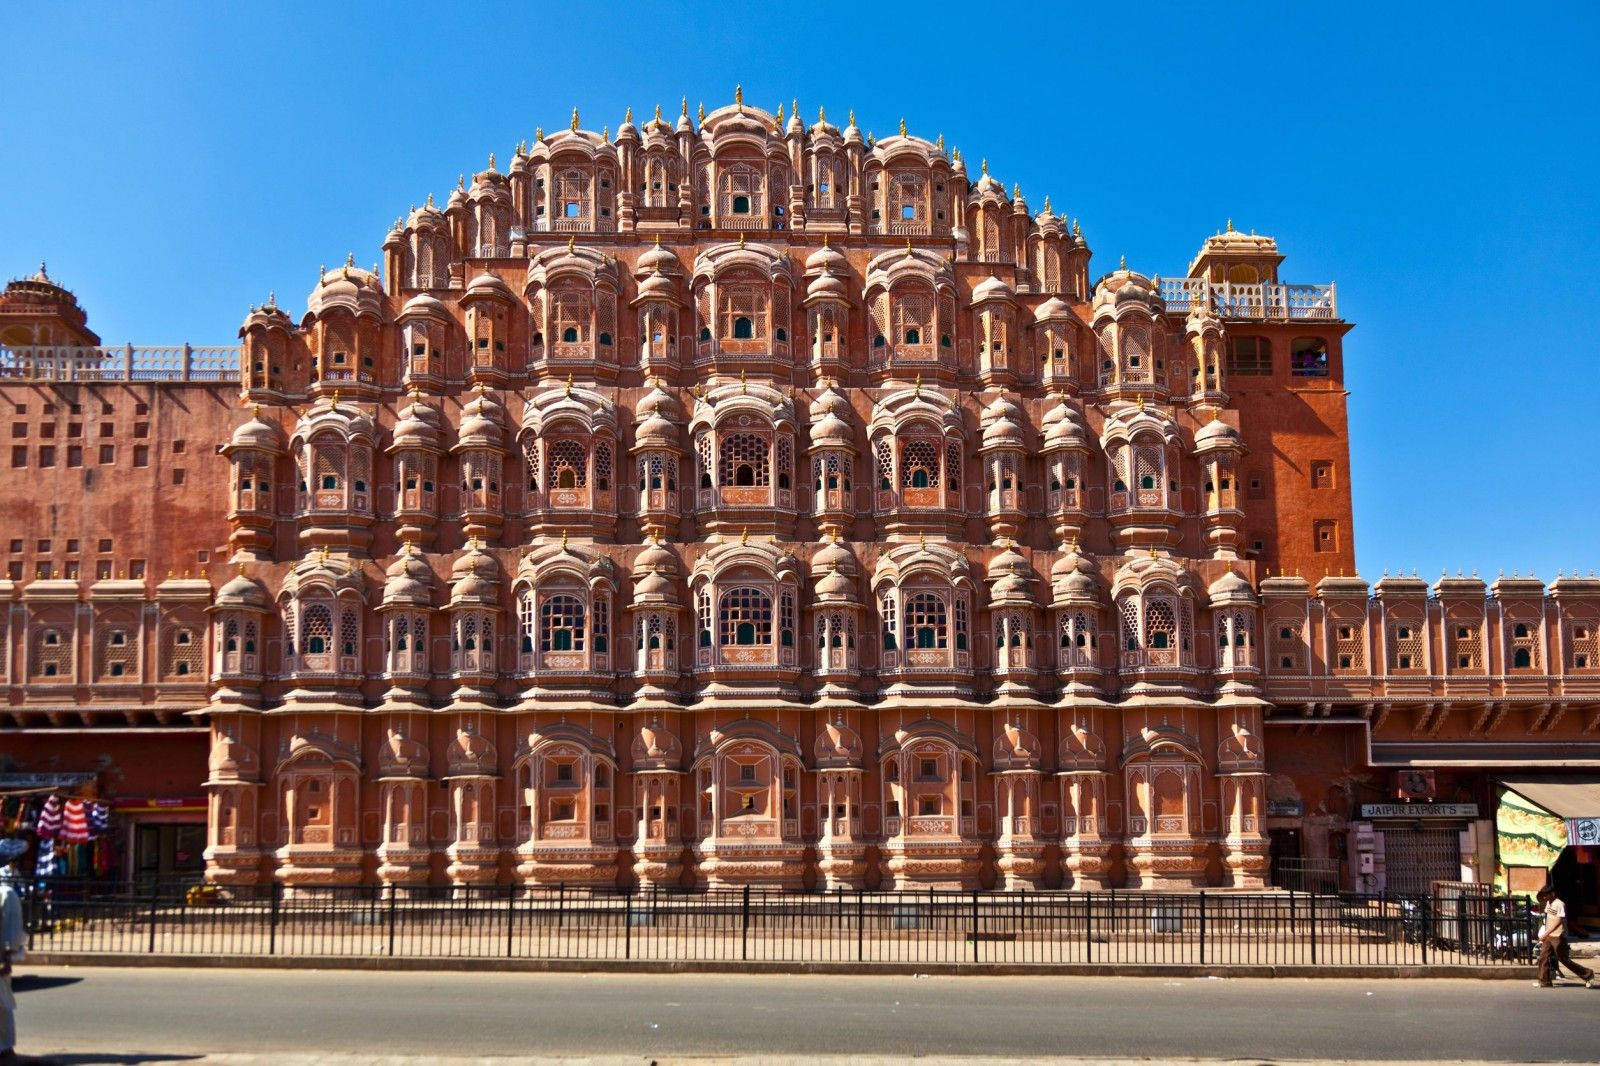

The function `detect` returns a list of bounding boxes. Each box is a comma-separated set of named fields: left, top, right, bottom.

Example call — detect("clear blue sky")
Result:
left=3, top=2, right=1596, bottom=581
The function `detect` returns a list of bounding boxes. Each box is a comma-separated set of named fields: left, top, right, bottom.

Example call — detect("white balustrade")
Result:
left=1, top=344, right=243, bottom=383
left=1156, top=278, right=1337, bottom=320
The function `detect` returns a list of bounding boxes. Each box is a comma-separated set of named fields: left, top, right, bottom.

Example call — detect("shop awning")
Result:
left=1500, top=777, right=1600, bottom=819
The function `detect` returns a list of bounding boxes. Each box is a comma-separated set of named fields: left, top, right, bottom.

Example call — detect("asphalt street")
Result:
left=10, top=966, right=1599, bottom=1063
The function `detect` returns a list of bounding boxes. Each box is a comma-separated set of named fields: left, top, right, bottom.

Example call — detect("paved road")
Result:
left=10, top=967, right=1600, bottom=1063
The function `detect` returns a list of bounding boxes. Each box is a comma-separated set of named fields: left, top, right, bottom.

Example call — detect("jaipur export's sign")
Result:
left=1360, top=803, right=1478, bottom=819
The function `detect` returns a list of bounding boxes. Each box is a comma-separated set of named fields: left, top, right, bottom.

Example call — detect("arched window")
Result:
left=904, top=592, right=948, bottom=650
left=718, top=433, right=770, bottom=488
left=301, top=603, right=332, bottom=656
left=718, top=587, right=773, bottom=646
left=733, top=316, right=753, bottom=338
left=1513, top=647, right=1532, bottom=669
left=546, top=439, right=588, bottom=489
left=900, top=439, right=940, bottom=489
left=1145, top=600, right=1176, bottom=651
left=540, top=595, right=587, bottom=652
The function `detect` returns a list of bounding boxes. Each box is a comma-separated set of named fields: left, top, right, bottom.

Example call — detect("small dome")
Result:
left=1033, top=295, right=1074, bottom=323
left=973, top=170, right=1005, bottom=198
left=1208, top=569, right=1255, bottom=603
left=449, top=543, right=501, bottom=604
left=1093, top=268, right=1162, bottom=315
left=1042, top=400, right=1089, bottom=450
left=399, top=292, right=450, bottom=320
left=633, top=568, right=678, bottom=600
left=808, top=386, right=853, bottom=448
left=391, top=396, right=442, bottom=451
left=229, top=409, right=283, bottom=452
left=806, top=265, right=848, bottom=303
left=1051, top=549, right=1099, bottom=603
left=240, top=302, right=292, bottom=334
left=307, top=262, right=385, bottom=319
left=455, top=390, right=505, bottom=450
left=811, top=538, right=858, bottom=575
left=634, top=384, right=681, bottom=448
left=805, top=241, right=848, bottom=274
left=383, top=547, right=436, bottom=606
left=215, top=572, right=269, bottom=610
left=631, top=539, right=681, bottom=577
left=980, top=396, right=1025, bottom=448
left=814, top=566, right=856, bottom=602
left=464, top=272, right=514, bottom=302
left=636, top=241, right=680, bottom=275
left=1194, top=418, right=1242, bottom=450
left=972, top=275, right=1013, bottom=304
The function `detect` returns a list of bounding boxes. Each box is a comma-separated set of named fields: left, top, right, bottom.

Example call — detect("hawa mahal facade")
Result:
left=4, top=96, right=1598, bottom=896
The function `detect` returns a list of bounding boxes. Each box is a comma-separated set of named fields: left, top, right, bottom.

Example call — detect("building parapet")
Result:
left=1159, top=278, right=1337, bottom=321
left=0, top=344, right=241, bottom=383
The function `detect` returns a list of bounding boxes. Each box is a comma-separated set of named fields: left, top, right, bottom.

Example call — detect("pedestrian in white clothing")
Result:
left=0, top=838, right=28, bottom=1066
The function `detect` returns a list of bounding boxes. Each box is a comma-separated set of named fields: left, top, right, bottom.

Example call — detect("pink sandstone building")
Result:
left=3, top=97, right=1598, bottom=907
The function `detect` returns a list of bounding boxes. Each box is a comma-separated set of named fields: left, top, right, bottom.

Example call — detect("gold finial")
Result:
left=831, top=528, right=841, bottom=544
left=535, top=126, right=543, bottom=141
left=571, top=107, right=580, bottom=132
left=776, top=102, right=785, bottom=123
left=330, top=390, right=341, bottom=410
left=1119, top=255, right=1126, bottom=270
left=738, top=233, right=745, bottom=250
left=473, top=379, right=486, bottom=393
left=561, top=529, right=569, bottom=550
left=625, top=106, right=633, bottom=123
left=905, top=238, right=913, bottom=257
left=319, top=545, right=331, bottom=563
left=517, top=140, right=526, bottom=155
left=1136, top=396, right=1145, bottom=412
left=564, top=372, right=573, bottom=397
left=488, top=151, right=496, bottom=170
left=818, top=104, right=827, bottom=123
left=919, top=533, right=927, bottom=551
left=266, top=290, right=276, bottom=307
left=734, top=84, right=743, bottom=109
left=651, top=527, right=662, bottom=545
left=184, top=569, right=191, bottom=578
left=458, top=174, right=465, bottom=189
left=1043, top=195, right=1052, bottom=213
left=1149, top=547, right=1159, bottom=559
left=681, top=96, right=688, bottom=117
left=409, top=383, right=421, bottom=401
left=937, top=133, right=945, bottom=151
left=698, top=101, right=706, bottom=123
left=1073, top=219, right=1081, bottom=236
left=1012, top=183, right=1021, bottom=200
left=167, top=569, right=174, bottom=578
left=654, top=103, right=662, bottom=120
left=602, top=126, right=609, bottom=141
left=791, top=97, right=798, bottom=119
left=740, top=369, right=747, bottom=394
left=654, top=234, right=662, bottom=247
left=741, top=526, right=749, bottom=545
left=899, top=116, right=907, bottom=137
left=237, top=561, right=246, bottom=576
left=1068, top=537, right=1079, bottom=554
left=567, top=235, right=576, bottom=254
left=1225, top=218, right=1234, bottom=232
left=981, top=158, right=988, bottom=175
left=426, top=192, right=434, bottom=208
left=822, top=233, right=830, bottom=248
left=847, top=109, right=856, bottom=127
left=914, top=372, right=922, bottom=397
left=251, top=402, right=260, bottom=418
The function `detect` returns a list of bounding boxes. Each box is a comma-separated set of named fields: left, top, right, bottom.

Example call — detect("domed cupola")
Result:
left=1194, top=414, right=1245, bottom=560
left=210, top=567, right=272, bottom=691
left=633, top=238, right=684, bottom=374
left=382, top=542, right=437, bottom=608
left=627, top=534, right=684, bottom=690
left=972, top=275, right=1018, bottom=386
left=1050, top=545, right=1101, bottom=607
left=632, top=382, right=685, bottom=540
left=229, top=405, right=285, bottom=453
left=807, top=384, right=858, bottom=537
left=988, top=544, right=1036, bottom=607
left=449, top=539, right=502, bottom=608
left=634, top=381, right=682, bottom=450
left=978, top=395, right=1027, bottom=539
left=391, top=392, right=443, bottom=452
left=1208, top=569, right=1259, bottom=682
left=807, top=384, right=854, bottom=450
left=216, top=570, right=270, bottom=612
left=1049, top=545, right=1104, bottom=692
left=987, top=543, right=1039, bottom=688
left=630, top=536, right=683, bottom=605
left=223, top=406, right=287, bottom=561
left=444, top=539, right=501, bottom=689
left=811, top=535, right=863, bottom=689
left=1040, top=395, right=1091, bottom=543
left=386, top=392, right=445, bottom=548
left=452, top=387, right=508, bottom=543
left=803, top=237, right=852, bottom=374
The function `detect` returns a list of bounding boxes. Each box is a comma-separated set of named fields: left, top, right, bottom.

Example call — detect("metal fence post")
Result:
left=971, top=890, right=980, bottom=963
left=1084, top=892, right=1092, bottom=964
left=145, top=880, right=160, bottom=954
left=505, top=886, right=515, bottom=958
left=856, top=889, right=865, bottom=962
left=1309, top=891, right=1317, bottom=965
left=623, top=890, right=633, bottom=960
left=558, top=882, right=566, bottom=928
left=268, top=881, right=280, bottom=956
left=1198, top=890, right=1206, bottom=966
left=387, top=887, right=397, bottom=957
left=741, top=883, right=751, bottom=961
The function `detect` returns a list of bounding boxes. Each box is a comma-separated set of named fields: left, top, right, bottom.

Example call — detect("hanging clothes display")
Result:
left=88, top=801, right=110, bottom=837
left=59, top=799, right=90, bottom=844
left=33, top=836, right=55, bottom=878
left=35, top=794, right=62, bottom=839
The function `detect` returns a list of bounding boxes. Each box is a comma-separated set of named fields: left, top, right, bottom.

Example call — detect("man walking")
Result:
left=0, top=838, right=28, bottom=1066
left=1534, top=883, right=1595, bottom=988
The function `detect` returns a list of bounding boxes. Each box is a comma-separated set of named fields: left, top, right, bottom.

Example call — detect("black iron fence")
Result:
left=19, top=879, right=1535, bottom=968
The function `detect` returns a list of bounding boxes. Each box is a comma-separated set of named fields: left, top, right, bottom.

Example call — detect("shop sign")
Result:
left=1266, top=800, right=1304, bottom=817
left=1360, top=803, right=1478, bottom=819
left=1568, top=817, right=1600, bottom=846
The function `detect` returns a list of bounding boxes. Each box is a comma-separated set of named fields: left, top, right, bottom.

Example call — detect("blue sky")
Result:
left=2, top=2, right=1596, bottom=581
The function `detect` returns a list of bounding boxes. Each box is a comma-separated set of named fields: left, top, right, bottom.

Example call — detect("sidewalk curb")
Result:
left=23, top=952, right=1535, bottom=979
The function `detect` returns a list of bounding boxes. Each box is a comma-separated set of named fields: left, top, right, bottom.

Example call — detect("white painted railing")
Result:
left=1159, top=278, right=1337, bottom=320
left=0, top=345, right=242, bottom=383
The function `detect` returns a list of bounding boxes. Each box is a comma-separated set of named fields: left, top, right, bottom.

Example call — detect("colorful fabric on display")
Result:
left=59, top=799, right=89, bottom=844
left=88, top=801, right=110, bottom=837
left=33, top=837, right=54, bottom=877
left=35, top=794, right=62, bottom=839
